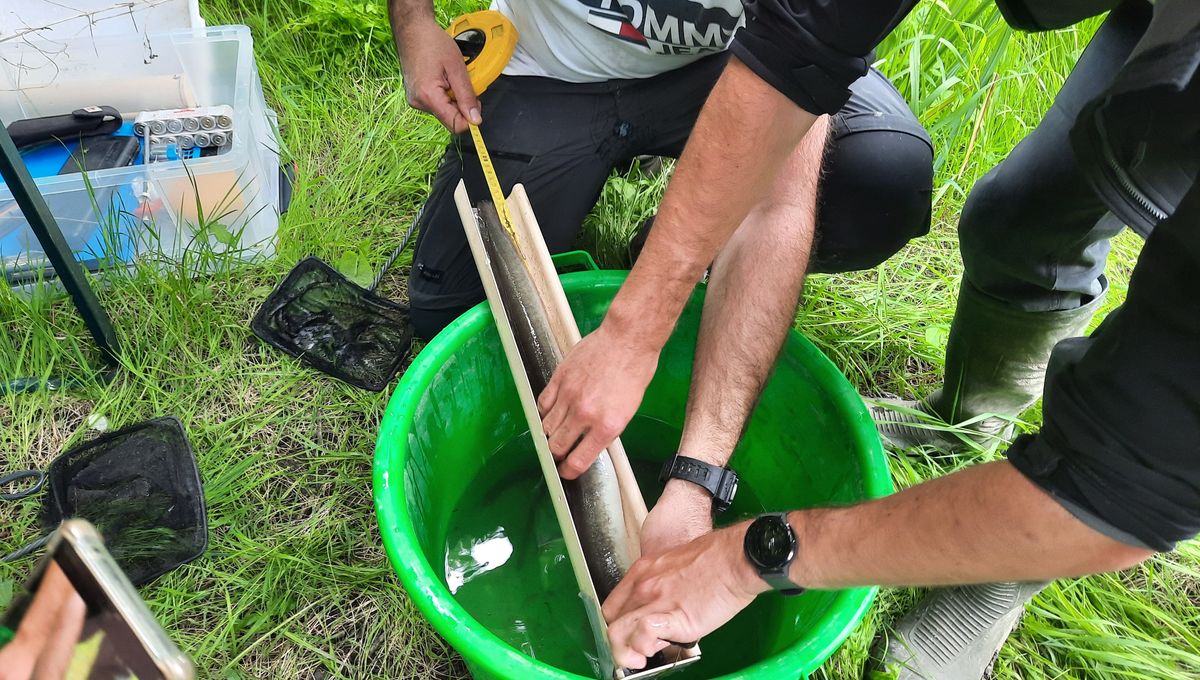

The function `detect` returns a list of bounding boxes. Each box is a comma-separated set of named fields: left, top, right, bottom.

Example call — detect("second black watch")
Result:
left=744, top=513, right=804, bottom=596
left=659, top=455, right=739, bottom=512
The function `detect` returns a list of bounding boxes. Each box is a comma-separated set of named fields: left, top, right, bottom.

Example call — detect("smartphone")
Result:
left=0, top=519, right=194, bottom=680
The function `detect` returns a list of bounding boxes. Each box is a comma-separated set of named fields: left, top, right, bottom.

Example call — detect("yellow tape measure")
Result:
left=467, top=123, right=516, bottom=239
left=450, top=11, right=517, bottom=96
left=450, top=11, right=520, bottom=239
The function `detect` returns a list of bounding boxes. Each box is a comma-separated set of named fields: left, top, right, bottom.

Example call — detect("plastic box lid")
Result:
left=1, top=0, right=203, bottom=43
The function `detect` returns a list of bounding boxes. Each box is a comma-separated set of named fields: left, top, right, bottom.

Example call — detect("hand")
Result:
left=0, top=563, right=87, bottom=679
left=639, top=481, right=713, bottom=558
left=539, top=322, right=660, bottom=480
left=603, top=521, right=767, bottom=670
left=395, top=21, right=481, bottom=133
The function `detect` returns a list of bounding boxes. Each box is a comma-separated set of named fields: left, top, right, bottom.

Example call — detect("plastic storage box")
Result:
left=0, top=24, right=281, bottom=284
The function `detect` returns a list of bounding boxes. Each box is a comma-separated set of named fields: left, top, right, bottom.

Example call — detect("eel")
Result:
left=476, top=200, right=632, bottom=601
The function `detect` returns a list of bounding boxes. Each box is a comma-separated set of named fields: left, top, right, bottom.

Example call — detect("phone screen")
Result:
left=0, top=536, right=170, bottom=679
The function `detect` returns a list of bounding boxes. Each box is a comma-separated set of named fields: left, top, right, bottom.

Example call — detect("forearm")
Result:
left=387, top=0, right=478, bottom=130
left=388, top=0, right=436, bottom=47
left=677, top=117, right=829, bottom=465
left=786, top=461, right=1154, bottom=589
left=603, top=57, right=817, bottom=352
left=605, top=461, right=1154, bottom=669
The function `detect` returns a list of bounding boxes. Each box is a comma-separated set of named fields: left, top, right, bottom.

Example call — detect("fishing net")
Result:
left=36, top=417, right=207, bottom=586
left=251, top=256, right=414, bottom=392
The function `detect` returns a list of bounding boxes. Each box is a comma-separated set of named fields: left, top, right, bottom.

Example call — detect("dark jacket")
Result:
left=729, top=0, right=1198, bottom=229
left=1071, top=0, right=1200, bottom=233
left=994, top=0, right=1118, bottom=31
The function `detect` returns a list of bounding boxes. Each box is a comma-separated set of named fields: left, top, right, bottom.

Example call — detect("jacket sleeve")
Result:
left=729, top=0, right=918, bottom=115
left=994, top=0, right=1119, bottom=33
left=1006, top=179, right=1200, bottom=552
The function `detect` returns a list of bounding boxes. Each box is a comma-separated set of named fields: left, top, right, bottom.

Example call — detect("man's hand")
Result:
left=538, top=322, right=660, bottom=479
left=394, top=21, right=481, bottom=133
left=0, top=563, right=87, bottom=679
left=603, top=521, right=767, bottom=669
left=639, top=481, right=713, bottom=557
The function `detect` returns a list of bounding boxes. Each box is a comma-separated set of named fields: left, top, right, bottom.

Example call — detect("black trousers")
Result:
left=407, top=54, right=934, bottom=338
left=958, top=2, right=1150, bottom=313
left=1002, top=1, right=1200, bottom=552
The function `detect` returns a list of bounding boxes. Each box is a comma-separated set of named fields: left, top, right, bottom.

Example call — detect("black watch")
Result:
left=659, top=455, right=739, bottom=513
left=743, top=513, right=805, bottom=596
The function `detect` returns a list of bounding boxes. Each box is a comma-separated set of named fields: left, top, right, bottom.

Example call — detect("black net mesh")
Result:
left=39, top=417, right=207, bottom=586
left=251, top=256, right=413, bottom=392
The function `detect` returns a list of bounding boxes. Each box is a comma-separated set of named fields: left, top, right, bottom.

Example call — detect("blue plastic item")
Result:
left=0, top=122, right=143, bottom=283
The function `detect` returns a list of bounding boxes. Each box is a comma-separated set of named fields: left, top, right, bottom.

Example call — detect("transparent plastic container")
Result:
left=0, top=24, right=281, bottom=283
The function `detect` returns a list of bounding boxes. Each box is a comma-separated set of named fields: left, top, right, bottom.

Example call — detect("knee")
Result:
left=810, top=126, right=934, bottom=273
left=409, top=300, right=469, bottom=340
left=408, top=267, right=475, bottom=340
left=957, top=158, right=1072, bottom=278
left=958, top=169, right=1026, bottom=274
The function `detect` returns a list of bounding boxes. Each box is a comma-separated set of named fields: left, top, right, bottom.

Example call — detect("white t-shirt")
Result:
left=494, top=0, right=744, bottom=81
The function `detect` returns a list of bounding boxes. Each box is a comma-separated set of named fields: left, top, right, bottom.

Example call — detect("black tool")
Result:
left=7, top=106, right=123, bottom=149
left=57, top=134, right=140, bottom=175
left=0, top=116, right=121, bottom=394
left=250, top=15, right=521, bottom=392
left=1, top=469, right=46, bottom=501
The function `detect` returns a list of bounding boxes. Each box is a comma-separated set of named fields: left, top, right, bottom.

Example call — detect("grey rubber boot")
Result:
left=872, top=582, right=1049, bottom=680
left=871, top=281, right=1105, bottom=453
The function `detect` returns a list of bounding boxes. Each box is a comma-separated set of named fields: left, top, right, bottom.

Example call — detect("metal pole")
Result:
left=0, top=120, right=120, bottom=382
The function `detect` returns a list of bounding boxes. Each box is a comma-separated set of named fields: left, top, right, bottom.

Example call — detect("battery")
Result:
left=133, top=105, right=235, bottom=161
left=135, top=105, right=233, bottom=127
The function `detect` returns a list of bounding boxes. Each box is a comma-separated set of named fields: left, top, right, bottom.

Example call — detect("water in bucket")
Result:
left=445, top=416, right=797, bottom=679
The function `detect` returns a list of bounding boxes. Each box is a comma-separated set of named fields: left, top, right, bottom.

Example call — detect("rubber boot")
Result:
left=871, top=281, right=1105, bottom=452
left=871, top=581, right=1049, bottom=680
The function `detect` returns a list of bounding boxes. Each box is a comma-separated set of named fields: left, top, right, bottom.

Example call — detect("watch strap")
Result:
left=745, top=513, right=805, bottom=596
left=761, top=570, right=805, bottom=597
left=659, top=455, right=738, bottom=512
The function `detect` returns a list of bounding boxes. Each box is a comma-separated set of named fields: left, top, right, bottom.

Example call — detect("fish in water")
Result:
left=476, top=200, right=632, bottom=601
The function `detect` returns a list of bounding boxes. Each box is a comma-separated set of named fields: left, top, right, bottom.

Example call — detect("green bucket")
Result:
left=374, top=264, right=893, bottom=680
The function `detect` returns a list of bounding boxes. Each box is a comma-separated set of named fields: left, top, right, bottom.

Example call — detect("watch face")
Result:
left=745, top=515, right=795, bottom=570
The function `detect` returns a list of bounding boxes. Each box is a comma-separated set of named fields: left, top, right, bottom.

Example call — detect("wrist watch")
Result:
left=659, top=455, right=739, bottom=512
left=743, top=513, right=805, bottom=596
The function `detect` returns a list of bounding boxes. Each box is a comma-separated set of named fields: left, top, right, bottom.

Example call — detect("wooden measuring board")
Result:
left=505, top=185, right=651, bottom=545
left=455, top=181, right=699, bottom=678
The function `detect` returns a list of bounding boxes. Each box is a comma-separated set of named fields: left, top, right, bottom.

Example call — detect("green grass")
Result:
left=1, top=0, right=1193, bottom=678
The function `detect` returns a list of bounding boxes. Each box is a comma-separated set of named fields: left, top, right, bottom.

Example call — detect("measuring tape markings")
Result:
left=469, top=123, right=519, bottom=242
left=451, top=11, right=521, bottom=242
